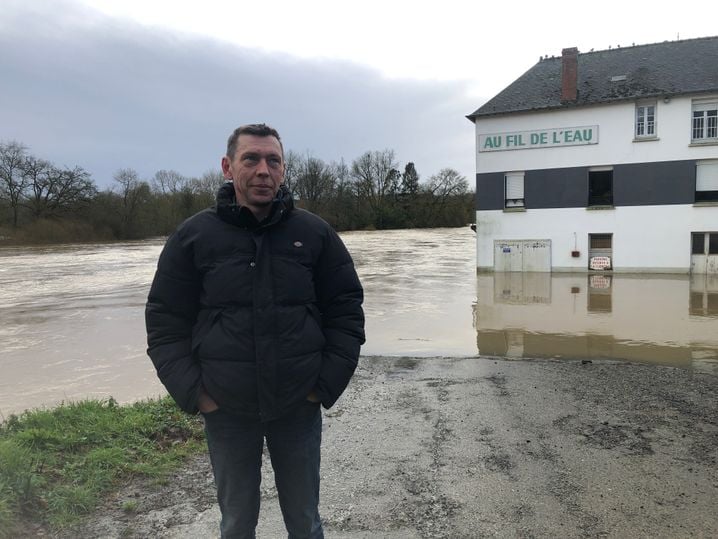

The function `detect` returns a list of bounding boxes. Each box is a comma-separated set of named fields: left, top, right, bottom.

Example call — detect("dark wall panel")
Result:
left=614, top=160, right=695, bottom=206
left=475, top=159, right=698, bottom=210
left=476, top=172, right=505, bottom=210
left=526, top=167, right=588, bottom=208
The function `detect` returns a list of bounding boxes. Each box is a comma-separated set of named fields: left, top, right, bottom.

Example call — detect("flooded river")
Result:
left=1, top=228, right=716, bottom=416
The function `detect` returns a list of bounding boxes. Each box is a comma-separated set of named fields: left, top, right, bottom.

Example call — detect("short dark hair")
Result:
left=226, top=124, right=283, bottom=159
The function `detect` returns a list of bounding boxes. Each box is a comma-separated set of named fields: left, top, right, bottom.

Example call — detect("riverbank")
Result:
left=58, top=355, right=717, bottom=538
left=0, top=397, right=204, bottom=537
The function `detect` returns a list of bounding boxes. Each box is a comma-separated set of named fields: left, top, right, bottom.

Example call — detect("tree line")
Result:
left=0, top=141, right=473, bottom=244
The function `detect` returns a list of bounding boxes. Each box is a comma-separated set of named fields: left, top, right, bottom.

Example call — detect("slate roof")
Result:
left=468, top=36, right=718, bottom=120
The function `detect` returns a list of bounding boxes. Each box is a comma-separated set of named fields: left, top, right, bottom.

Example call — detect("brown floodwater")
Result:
left=0, top=228, right=716, bottom=416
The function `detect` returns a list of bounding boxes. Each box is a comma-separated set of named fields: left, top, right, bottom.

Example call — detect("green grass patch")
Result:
left=0, top=396, right=204, bottom=536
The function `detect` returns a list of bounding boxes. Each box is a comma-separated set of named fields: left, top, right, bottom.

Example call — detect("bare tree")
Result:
left=190, top=170, right=226, bottom=205
left=50, top=166, right=96, bottom=213
left=152, top=169, right=189, bottom=195
left=283, top=150, right=302, bottom=194
left=21, top=155, right=53, bottom=218
left=0, top=141, right=29, bottom=227
left=423, top=168, right=470, bottom=225
left=331, top=158, right=353, bottom=199
left=113, top=168, right=151, bottom=238
left=24, top=158, right=95, bottom=218
left=294, top=155, right=335, bottom=211
left=351, top=149, right=399, bottom=227
left=385, top=168, right=402, bottom=201
left=326, top=158, right=361, bottom=230
left=425, top=168, right=468, bottom=199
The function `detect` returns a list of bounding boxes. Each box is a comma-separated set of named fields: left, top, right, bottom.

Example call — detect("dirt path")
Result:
left=63, top=356, right=717, bottom=538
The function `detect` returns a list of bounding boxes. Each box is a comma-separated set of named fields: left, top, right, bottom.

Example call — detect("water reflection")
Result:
left=474, top=273, right=718, bottom=373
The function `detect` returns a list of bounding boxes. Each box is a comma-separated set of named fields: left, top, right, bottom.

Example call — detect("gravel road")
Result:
left=66, top=356, right=717, bottom=538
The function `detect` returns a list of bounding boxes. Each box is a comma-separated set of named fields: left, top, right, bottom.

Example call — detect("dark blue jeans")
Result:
left=202, top=401, right=324, bottom=539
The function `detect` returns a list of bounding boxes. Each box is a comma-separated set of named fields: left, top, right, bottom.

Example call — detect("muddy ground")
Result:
left=60, top=356, right=717, bottom=538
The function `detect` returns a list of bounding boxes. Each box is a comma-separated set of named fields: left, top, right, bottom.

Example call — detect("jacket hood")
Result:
left=215, top=182, right=294, bottom=228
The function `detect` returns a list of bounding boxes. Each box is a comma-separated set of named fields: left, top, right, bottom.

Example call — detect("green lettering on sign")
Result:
left=478, top=126, right=598, bottom=152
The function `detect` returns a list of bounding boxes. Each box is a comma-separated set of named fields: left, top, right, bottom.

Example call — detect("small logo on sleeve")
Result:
left=293, top=241, right=303, bottom=248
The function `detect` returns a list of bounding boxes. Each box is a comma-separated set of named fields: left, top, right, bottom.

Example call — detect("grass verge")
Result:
left=0, top=396, right=205, bottom=537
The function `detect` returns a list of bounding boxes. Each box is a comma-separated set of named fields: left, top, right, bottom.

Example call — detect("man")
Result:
left=146, top=123, right=365, bottom=538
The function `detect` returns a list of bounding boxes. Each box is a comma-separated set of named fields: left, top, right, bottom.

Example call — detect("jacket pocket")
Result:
left=192, top=309, right=222, bottom=355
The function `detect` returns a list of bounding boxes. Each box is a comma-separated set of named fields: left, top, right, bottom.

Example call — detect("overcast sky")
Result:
left=2, top=0, right=716, bottom=188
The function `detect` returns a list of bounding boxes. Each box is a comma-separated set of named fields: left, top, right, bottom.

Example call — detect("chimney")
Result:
left=561, top=47, right=579, bottom=102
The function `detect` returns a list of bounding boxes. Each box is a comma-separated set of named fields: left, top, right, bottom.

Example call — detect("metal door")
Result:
left=494, top=239, right=551, bottom=272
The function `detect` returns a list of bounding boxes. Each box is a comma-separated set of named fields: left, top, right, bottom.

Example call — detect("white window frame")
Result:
left=635, top=101, right=657, bottom=138
left=692, top=100, right=718, bottom=142
left=504, top=172, right=524, bottom=208
left=696, top=160, right=718, bottom=202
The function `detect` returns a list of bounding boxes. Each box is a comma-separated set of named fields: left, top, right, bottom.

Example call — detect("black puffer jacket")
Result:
left=146, top=183, right=365, bottom=420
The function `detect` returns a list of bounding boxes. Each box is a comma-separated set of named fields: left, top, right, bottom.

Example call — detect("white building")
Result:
left=468, top=37, right=718, bottom=274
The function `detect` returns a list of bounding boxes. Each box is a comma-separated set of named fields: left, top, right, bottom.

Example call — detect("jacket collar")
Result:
left=215, top=182, right=294, bottom=229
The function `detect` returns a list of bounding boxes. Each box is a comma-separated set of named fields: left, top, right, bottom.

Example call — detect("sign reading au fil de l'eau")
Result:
left=478, top=125, right=599, bottom=152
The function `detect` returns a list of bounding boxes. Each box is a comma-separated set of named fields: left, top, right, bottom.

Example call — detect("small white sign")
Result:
left=589, top=257, right=612, bottom=270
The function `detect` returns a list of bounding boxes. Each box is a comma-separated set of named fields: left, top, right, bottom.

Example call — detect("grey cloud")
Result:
left=1, top=1, right=479, bottom=187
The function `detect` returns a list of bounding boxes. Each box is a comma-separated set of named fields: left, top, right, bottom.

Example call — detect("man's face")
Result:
left=221, top=134, right=284, bottom=218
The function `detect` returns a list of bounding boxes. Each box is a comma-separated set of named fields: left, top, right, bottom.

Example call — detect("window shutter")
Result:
left=697, top=162, right=718, bottom=191
left=505, top=173, right=524, bottom=199
left=693, top=102, right=718, bottom=113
